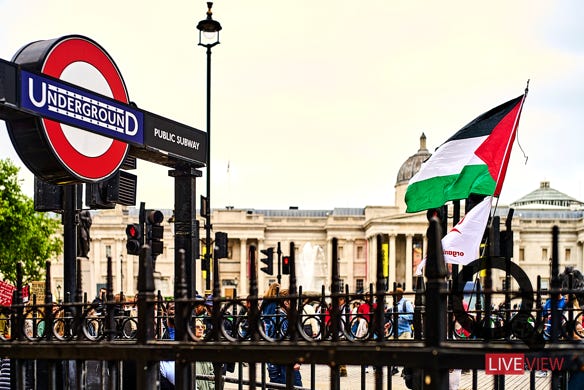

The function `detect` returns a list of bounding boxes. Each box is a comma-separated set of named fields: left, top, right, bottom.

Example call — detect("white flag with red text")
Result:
left=416, top=196, right=492, bottom=275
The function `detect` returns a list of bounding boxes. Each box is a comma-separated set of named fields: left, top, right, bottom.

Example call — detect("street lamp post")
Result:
left=197, top=2, right=221, bottom=293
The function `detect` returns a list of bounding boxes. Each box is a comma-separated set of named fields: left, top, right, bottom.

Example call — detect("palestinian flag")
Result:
left=405, top=94, right=526, bottom=213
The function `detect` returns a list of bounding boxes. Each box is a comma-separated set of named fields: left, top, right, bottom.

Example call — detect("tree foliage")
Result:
left=0, top=159, right=62, bottom=283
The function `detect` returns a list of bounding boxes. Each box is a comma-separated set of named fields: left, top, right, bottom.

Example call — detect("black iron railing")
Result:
left=0, top=220, right=582, bottom=390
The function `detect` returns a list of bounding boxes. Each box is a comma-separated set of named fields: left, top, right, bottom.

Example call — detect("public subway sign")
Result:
left=2, top=35, right=207, bottom=184
left=143, top=111, right=205, bottom=162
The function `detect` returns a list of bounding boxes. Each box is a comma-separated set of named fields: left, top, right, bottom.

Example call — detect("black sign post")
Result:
left=170, top=164, right=201, bottom=298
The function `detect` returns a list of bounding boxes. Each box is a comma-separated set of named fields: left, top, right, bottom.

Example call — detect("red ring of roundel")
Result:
left=41, top=37, right=129, bottom=181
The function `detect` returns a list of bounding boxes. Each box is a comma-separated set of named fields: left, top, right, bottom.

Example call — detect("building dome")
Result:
left=395, top=133, right=431, bottom=186
left=511, top=181, right=584, bottom=209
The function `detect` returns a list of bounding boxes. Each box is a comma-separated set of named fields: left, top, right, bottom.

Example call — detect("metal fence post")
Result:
left=136, top=245, right=157, bottom=389
left=414, top=275, right=425, bottom=340
left=175, top=249, right=191, bottom=390
left=424, top=216, right=448, bottom=390
left=330, top=237, right=340, bottom=390
left=375, top=234, right=385, bottom=389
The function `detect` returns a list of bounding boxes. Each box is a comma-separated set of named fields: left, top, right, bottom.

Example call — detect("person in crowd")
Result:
left=84, top=305, right=100, bottom=339
left=202, top=294, right=235, bottom=379
left=194, top=318, right=215, bottom=390
left=92, top=288, right=107, bottom=315
left=355, top=297, right=372, bottom=339
left=236, top=295, right=253, bottom=340
left=536, top=291, right=566, bottom=378
left=354, top=297, right=376, bottom=373
left=0, top=358, right=10, bottom=390
left=160, top=302, right=175, bottom=389
left=260, top=282, right=280, bottom=338
left=542, top=291, right=567, bottom=341
left=350, top=301, right=361, bottom=335
left=449, top=368, right=462, bottom=390
left=301, top=295, right=319, bottom=339
left=393, top=288, right=414, bottom=339
left=566, top=294, right=584, bottom=388
left=266, top=289, right=302, bottom=387
left=324, top=294, right=350, bottom=376
left=0, top=310, right=10, bottom=340
left=325, top=295, right=350, bottom=337
left=448, top=299, right=469, bottom=388
left=193, top=294, right=212, bottom=338
left=389, top=288, right=414, bottom=376
left=566, top=294, right=584, bottom=339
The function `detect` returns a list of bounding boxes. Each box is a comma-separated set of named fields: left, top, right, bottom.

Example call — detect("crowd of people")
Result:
left=121, top=282, right=418, bottom=388
left=256, top=282, right=418, bottom=385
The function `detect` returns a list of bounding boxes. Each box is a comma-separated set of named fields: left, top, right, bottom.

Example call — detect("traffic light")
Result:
left=260, top=248, right=274, bottom=275
left=282, top=256, right=291, bottom=275
left=215, top=232, right=228, bottom=259
left=146, top=210, right=164, bottom=256
left=126, top=223, right=142, bottom=255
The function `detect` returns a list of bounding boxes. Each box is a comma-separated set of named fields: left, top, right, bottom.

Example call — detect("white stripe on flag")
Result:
left=409, top=136, right=487, bottom=184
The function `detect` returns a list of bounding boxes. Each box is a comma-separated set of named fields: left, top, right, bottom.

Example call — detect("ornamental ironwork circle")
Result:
left=451, top=256, right=541, bottom=348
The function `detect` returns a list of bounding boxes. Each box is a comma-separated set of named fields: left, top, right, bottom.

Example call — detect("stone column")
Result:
left=86, top=244, right=97, bottom=298
left=327, top=239, right=333, bottom=290
left=122, top=254, right=136, bottom=296
left=346, top=239, right=355, bottom=291
left=389, top=234, right=397, bottom=285
left=239, top=238, right=248, bottom=295
left=578, top=240, right=584, bottom=275
left=406, top=234, right=413, bottom=291
left=366, top=236, right=374, bottom=284
left=115, top=252, right=122, bottom=292
left=125, top=243, right=134, bottom=296
left=93, top=244, right=102, bottom=297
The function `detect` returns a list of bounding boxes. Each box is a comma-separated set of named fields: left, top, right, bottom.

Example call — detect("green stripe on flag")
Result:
left=405, top=164, right=496, bottom=213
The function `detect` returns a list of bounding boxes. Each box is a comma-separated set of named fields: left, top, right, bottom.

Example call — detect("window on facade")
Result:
left=519, top=248, right=525, bottom=261
left=540, top=278, right=549, bottom=290
left=357, top=246, right=364, bottom=259
left=356, top=279, right=364, bottom=293
left=565, top=248, right=571, bottom=262
left=338, top=246, right=344, bottom=259
left=338, top=279, right=345, bottom=290
left=542, top=248, right=548, bottom=261
left=105, top=245, right=111, bottom=258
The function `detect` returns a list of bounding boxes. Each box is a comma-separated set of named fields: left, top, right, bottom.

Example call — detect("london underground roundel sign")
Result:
left=6, top=35, right=132, bottom=183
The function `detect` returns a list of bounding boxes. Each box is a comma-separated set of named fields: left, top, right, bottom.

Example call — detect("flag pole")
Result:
left=493, top=83, right=530, bottom=195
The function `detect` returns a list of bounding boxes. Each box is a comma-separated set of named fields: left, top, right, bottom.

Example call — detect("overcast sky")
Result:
left=1, top=1, right=583, bottom=211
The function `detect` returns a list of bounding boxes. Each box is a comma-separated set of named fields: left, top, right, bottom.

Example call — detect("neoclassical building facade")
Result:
left=49, top=135, right=584, bottom=300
